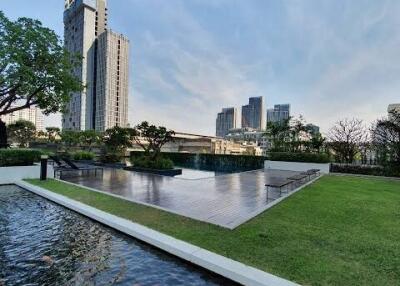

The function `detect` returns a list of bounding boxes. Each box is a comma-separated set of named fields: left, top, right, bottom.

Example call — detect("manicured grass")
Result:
left=26, top=175, right=400, bottom=286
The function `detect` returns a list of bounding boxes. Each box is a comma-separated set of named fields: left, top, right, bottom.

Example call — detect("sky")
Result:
left=1, top=0, right=400, bottom=135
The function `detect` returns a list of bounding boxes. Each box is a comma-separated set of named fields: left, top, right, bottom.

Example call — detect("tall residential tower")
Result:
left=62, top=0, right=129, bottom=131
left=216, top=107, right=237, bottom=137
left=241, top=97, right=265, bottom=130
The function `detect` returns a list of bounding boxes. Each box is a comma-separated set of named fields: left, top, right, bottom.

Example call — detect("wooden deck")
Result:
left=64, top=168, right=310, bottom=229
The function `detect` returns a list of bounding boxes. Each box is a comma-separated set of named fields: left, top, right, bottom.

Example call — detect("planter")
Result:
left=123, top=166, right=182, bottom=176
left=0, top=164, right=54, bottom=184
left=264, top=160, right=330, bottom=173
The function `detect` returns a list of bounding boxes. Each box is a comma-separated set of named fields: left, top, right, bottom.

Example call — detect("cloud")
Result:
left=8, top=0, right=399, bottom=134
left=125, top=0, right=262, bottom=134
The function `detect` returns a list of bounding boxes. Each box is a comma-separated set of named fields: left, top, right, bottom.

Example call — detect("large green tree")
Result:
left=7, top=119, right=36, bottom=147
left=132, top=121, right=175, bottom=159
left=0, top=11, right=82, bottom=116
left=103, top=127, right=135, bottom=153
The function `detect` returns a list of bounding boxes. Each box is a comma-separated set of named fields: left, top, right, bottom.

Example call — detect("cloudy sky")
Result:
left=1, top=0, right=400, bottom=135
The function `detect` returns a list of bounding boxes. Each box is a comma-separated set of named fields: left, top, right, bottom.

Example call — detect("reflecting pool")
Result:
left=0, top=185, right=235, bottom=285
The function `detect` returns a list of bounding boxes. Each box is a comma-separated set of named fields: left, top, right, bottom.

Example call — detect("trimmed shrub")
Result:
left=266, top=152, right=331, bottom=163
left=0, top=149, right=42, bottom=167
left=72, top=151, right=95, bottom=161
left=131, top=155, right=174, bottom=170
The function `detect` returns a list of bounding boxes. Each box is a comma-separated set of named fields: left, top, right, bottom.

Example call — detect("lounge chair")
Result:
left=51, top=155, right=103, bottom=178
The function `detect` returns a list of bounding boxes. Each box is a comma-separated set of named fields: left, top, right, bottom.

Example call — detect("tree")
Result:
left=45, top=127, right=60, bottom=143
left=265, top=119, right=291, bottom=152
left=7, top=119, right=36, bottom=147
left=60, top=130, right=80, bottom=148
left=79, top=130, right=101, bottom=151
left=372, top=110, right=400, bottom=165
left=102, top=126, right=135, bottom=155
left=0, top=11, right=83, bottom=116
left=328, top=118, right=367, bottom=163
left=289, top=115, right=307, bottom=152
left=132, top=121, right=175, bottom=159
left=309, top=132, right=326, bottom=153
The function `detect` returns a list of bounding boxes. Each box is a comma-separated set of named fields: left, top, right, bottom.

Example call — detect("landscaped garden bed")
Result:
left=27, top=175, right=400, bottom=285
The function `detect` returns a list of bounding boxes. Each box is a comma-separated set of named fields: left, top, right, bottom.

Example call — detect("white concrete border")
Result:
left=0, top=164, right=54, bottom=184
left=16, top=180, right=300, bottom=286
left=264, top=161, right=330, bottom=174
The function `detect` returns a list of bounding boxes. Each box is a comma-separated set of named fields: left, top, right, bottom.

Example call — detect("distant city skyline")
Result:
left=2, top=0, right=400, bottom=135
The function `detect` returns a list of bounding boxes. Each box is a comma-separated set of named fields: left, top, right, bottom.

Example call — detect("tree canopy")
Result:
left=372, top=111, right=400, bottom=165
left=0, top=11, right=82, bottom=116
left=7, top=119, right=36, bottom=147
left=328, top=118, right=367, bottom=163
left=132, top=121, right=175, bottom=159
left=102, top=126, right=135, bottom=153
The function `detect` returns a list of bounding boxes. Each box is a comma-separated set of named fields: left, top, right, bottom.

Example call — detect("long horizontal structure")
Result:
left=61, top=168, right=318, bottom=229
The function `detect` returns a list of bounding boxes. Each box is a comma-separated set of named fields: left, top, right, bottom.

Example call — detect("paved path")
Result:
left=64, top=168, right=306, bottom=229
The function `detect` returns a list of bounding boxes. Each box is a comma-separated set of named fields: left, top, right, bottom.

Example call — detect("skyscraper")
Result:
left=62, top=0, right=129, bottom=131
left=241, top=97, right=265, bottom=130
left=216, top=107, right=237, bottom=137
left=267, top=104, right=290, bottom=125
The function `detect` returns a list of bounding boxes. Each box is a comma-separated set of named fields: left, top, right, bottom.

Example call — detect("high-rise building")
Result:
left=62, top=0, right=129, bottom=131
left=216, top=107, right=237, bottom=137
left=0, top=106, right=44, bottom=131
left=241, top=97, right=265, bottom=130
left=267, top=104, right=290, bottom=125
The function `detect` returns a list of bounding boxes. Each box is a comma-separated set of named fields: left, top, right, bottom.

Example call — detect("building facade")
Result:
left=225, top=127, right=264, bottom=143
left=62, top=0, right=129, bottom=131
left=216, top=107, right=237, bottom=137
left=241, top=96, right=265, bottom=130
left=0, top=106, right=44, bottom=131
left=95, top=30, right=129, bottom=131
left=267, top=104, right=290, bottom=125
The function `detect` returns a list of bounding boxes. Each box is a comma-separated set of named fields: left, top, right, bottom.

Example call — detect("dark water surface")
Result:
left=0, top=185, right=236, bottom=286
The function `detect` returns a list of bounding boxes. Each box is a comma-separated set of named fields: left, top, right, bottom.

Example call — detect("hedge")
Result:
left=130, top=151, right=266, bottom=171
left=330, top=164, right=400, bottom=177
left=0, top=149, right=42, bottom=167
left=266, top=152, right=331, bottom=163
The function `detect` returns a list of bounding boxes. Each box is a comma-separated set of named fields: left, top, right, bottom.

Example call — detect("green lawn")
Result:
left=26, top=175, right=400, bottom=286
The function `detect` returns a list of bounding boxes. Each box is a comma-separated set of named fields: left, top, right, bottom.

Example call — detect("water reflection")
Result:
left=0, top=185, right=234, bottom=286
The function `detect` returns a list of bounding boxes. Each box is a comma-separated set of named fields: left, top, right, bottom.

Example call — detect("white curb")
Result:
left=16, top=180, right=300, bottom=286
